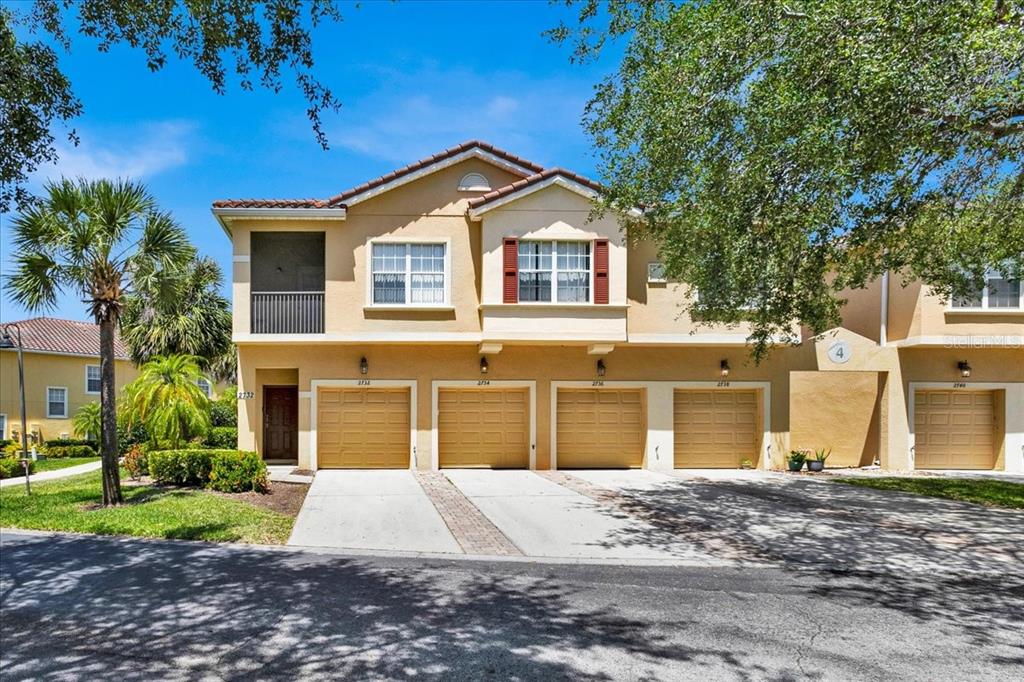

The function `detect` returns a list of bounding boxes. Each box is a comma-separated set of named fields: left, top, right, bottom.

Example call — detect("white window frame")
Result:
left=457, top=172, right=491, bottom=192
left=517, top=240, right=594, bottom=304
left=647, top=262, right=667, bottom=283
left=85, top=364, right=101, bottom=394
left=0, top=413, right=6, bottom=439
left=365, top=238, right=453, bottom=309
left=196, top=378, right=212, bottom=397
left=948, top=270, right=1023, bottom=311
left=46, top=386, right=68, bottom=418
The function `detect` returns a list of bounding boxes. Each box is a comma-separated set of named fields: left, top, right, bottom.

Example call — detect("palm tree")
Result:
left=72, top=401, right=101, bottom=442
left=123, top=355, right=211, bottom=449
left=120, top=256, right=232, bottom=369
left=7, top=178, right=192, bottom=504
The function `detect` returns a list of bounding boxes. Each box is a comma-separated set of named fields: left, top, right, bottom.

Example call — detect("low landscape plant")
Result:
left=148, top=448, right=267, bottom=493
left=44, top=445, right=98, bottom=459
left=44, top=438, right=96, bottom=449
left=210, top=390, right=238, bottom=427
left=204, top=426, right=238, bottom=449
left=0, top=458, right=34, bottom=479
left=786, top=450, right=807, bottom=471
left=123, top=445, right=148, bottom=481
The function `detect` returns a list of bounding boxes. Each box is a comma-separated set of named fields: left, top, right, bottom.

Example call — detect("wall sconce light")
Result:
left=720, top=359, right=730, bottom=377
left=359, top=356, right=369, bottom=375
left=957, top=360, right=971, bottom=378
left=596, top=359, right=606, bottom=377
left=480, top=356, right=489, bottom=374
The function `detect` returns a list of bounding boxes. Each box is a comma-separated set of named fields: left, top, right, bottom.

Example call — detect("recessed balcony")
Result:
left=250, top=231, right=325, bottom=334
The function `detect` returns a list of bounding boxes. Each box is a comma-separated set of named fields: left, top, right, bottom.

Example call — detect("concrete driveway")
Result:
left=288, top=470, right=461, bottom=553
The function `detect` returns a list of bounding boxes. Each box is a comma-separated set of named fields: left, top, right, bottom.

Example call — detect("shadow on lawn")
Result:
left=0, top=534, right=759, bottom=681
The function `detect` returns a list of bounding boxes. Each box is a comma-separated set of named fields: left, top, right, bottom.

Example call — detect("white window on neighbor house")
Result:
left=951, top=273, right=1023, bottom=310
left=86, top=365, right=101, bottom=394
left=0, top=414, right=6, bottom=439
left=197, top=378, right=212, bottom=397
left=370, top=242, right=448, bottom=305
left=47, top=387, right=68, bottom=418
left=518, top=241, right=591, bottom=303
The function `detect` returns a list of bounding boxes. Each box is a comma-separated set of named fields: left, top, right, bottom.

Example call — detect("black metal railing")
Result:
left=251, top=291, right=324, bottom=334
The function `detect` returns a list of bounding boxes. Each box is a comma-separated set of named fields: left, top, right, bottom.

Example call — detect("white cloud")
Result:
left=32, top=120, right=197, bottom=184
left=325, top=63, right=594, bottom=169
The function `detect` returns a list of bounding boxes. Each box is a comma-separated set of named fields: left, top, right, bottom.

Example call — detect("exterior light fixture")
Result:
left=720, top=359, right=730, bottom=377
left=957, top=360, right=971, bottom=378
left=480, top=356, right=489, bottom=374
left=596, top=359, right=606, bottom=377
left=359, top=356, right=369, bottom=375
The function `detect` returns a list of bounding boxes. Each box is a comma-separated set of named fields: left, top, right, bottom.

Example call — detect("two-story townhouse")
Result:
left=214, top=141, right=1023, bottom=474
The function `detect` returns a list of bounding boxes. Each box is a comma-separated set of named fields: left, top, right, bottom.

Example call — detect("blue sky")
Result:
left=1, top=1, right=619, bottom=323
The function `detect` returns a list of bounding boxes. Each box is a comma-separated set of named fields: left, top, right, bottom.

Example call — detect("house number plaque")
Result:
left=827, top=340, right=852, bottom=364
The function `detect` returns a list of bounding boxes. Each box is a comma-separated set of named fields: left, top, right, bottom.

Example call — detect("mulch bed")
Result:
left=214, top=481, right=310, bottom=517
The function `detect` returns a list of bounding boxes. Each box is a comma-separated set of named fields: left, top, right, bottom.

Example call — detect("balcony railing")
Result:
left=251, top=291, right=324, bottom=334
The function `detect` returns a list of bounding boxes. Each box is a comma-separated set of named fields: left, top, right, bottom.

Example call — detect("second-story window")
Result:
left=371, top=243, right=447, bottom=305
left=951, top=273, right=1022, bottom=310
left=196, top=378, right=212, bottom=397
left=86, top=365, right=101, bottom=394
left=518, top=241, right=591, bottom=303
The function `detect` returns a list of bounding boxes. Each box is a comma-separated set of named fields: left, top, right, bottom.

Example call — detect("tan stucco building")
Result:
left=0, top=318, right=140, bottom=445
left=214, top=141, right=1023, bottom=474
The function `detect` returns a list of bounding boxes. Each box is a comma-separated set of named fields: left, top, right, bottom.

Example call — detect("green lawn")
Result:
left=0, top=470, right=294, bottom=544
left=34, top=457, right=100, bottom=473
left=834, top=476, right=1024, bottom=509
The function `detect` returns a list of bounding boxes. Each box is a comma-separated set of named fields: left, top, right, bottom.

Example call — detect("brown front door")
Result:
left=264, top=386, right=298, bottom=460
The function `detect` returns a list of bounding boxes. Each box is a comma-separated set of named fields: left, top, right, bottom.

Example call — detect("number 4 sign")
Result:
left=827, top=340, right=852, bottom=365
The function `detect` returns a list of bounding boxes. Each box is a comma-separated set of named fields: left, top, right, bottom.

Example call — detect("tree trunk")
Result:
left=99, top=315, right=123, bottom=505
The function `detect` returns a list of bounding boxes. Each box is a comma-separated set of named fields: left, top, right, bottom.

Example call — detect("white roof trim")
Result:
left=211, top=206, right=347, bottom=238
left=468, top=176, right=601, bottom=221
left=892, top=335, right=1024, bottom=347
left=341, top=148, right=537, bottom=207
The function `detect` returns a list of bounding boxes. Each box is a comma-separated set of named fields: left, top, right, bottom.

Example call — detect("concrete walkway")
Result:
left=0, top=460, right=101, bottom=488
left=288, top=470, right=461, bottom=553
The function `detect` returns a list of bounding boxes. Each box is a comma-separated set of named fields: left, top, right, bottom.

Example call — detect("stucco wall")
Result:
left=0, top=350, right=138, bottom=443
left=790, top=370, right=882, bottom=467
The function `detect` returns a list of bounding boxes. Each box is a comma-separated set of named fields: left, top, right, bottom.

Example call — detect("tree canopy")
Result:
left=1, top=0, right=343, bottom=212
left=551, top=0, right=1024, bottom=357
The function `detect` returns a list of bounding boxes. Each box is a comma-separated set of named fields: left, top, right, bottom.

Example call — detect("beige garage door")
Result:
left=674, top=390, right=758, bottom=468
left=317, top=388, right=410, bottom=468
left=556, top=388, right=645, bottom=468
left=438, top=387, right=530, bottom=468
left=915, top=390, right=996, bottom=470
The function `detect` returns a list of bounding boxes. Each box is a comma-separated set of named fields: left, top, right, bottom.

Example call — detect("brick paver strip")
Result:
left=415, top=472, right=523, bottom=556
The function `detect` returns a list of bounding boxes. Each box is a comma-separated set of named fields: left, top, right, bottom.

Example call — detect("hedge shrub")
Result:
left=204, top=426, right=237, bottom=449
left=208, top=450, right=268, bottom=493
left=148, top=449, right=267, bottom=493
left=0, top=458, right=34, bottom=479
left=44, top=444, right=98, bottom=459
left=44, top=438, right=96, bottom=450
left=210, top=396, right=237, bottom=427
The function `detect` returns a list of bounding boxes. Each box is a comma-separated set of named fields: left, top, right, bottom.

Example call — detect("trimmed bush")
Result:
left=204, top=426, right=237, bottom=449
left=0, top=438, right=11, bottom=449
left=44, top=444, right=97, bottom=459
left=148, top=449, right=214, bottom=486
left=208, top=450, right=268, bottom=493
left=0, top=458, right=34, bottom=479
left=209, top=399, right=237, bottom=427
left=148, top=449, right=267, bottom=493
left=44, top=438, right=96, bottom=450
left=117, top=421, right=149, bottom=455
left=123, top=445, right=148, bottom=480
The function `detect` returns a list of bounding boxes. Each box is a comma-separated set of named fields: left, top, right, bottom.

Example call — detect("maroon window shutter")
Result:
left=503, top=238, right=519, bottom=303
left=594, top=239, right=609, bottom=304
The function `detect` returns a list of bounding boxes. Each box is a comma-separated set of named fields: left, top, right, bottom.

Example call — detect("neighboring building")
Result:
left=0, top=317, right=139, bottom=444
left=214, top=141, right=1023, bottom=473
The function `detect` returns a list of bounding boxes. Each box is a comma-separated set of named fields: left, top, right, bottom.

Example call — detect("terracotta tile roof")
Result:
left=211, top=198, right=336, bottom=209
left=467, top=167, right=603, bottom=209
left=211, top=140, right=546, bottom=211
left=324, top=140, right=545, bottom=206
left=0, top=317, right=130, bottom=360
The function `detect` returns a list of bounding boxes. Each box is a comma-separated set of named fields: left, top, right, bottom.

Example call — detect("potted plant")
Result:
left=739, top=458, right=754, bottom=470
left=786, top=450, right=807, bottom=472
left=808, top=448, right=831, bottom=472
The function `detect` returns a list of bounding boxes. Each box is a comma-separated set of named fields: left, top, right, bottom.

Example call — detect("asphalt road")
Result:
left=1, top=530, right=1021, bottom=681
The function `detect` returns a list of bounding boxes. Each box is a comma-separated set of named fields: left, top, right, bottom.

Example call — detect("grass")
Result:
left=33, top=457, right=100, bottom=474
left=834, top=476, right=1024, bottom=509
left=0, top=469, right=294, bottom=544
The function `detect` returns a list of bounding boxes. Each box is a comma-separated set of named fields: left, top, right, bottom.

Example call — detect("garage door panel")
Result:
left=915, top=390, right=996, bottom=470
left=439, top=388, right=530, bottom=469
left=317, top=388, right=410, bottom=469
left=674, top=390, right=758, bottom=468
left=557, top=389, right=645, bottom=468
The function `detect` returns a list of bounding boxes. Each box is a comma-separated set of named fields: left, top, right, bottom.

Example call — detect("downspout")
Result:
left=879, top=270, right=890, bottom=347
